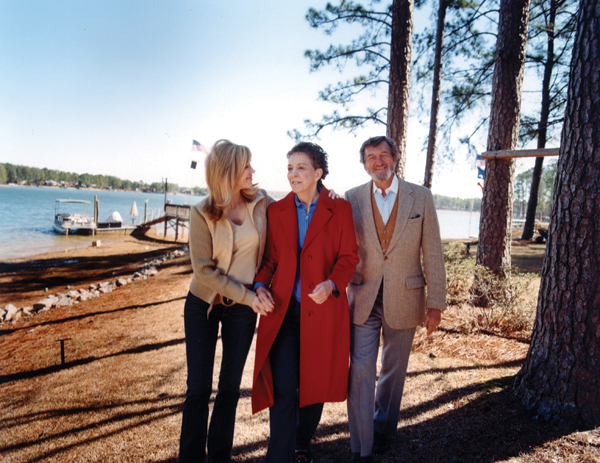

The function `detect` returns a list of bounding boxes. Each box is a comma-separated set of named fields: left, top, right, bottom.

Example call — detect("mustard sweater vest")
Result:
left=371, top=189, right=400, bottom=255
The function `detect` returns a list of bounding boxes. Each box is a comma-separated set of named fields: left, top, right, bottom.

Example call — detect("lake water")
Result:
left=437, top=209, right=480, bottom=240
left=0, top=186, right=479, bottom=261
left=0, top=185, right=201, bottom=260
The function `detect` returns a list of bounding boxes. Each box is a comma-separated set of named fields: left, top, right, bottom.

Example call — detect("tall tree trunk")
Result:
left=514, top=0, right=600, bottom=426
left=521, top=0, right=557, bottom=240
left=522, top=156, right=544, bottom=237
left=476, top=0, right=531, bottom=273
left=423, top=0, right=447, bottom=189
left=387, top=0, right=414, bottom=179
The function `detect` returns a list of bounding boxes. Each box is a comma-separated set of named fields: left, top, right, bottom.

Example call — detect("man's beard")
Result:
left=369, top=166, right=393, bottom=183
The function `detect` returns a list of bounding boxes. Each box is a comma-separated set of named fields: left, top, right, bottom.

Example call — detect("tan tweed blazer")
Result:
left=344, top=177, right=446, bottom=330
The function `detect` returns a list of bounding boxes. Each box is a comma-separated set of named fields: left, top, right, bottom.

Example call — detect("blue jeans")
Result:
left=265, top=298, right=324, bottom=463
left=179, top=292, right=257, bottom=463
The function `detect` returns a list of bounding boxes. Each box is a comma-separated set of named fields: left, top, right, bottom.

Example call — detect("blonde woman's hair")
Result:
left=203, top=139, right=258, bottom=221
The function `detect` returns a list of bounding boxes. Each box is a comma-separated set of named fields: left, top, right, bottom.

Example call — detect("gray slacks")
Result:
left=347, top=296, right=416, bottom=457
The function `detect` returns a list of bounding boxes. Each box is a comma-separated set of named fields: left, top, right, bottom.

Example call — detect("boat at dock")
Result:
left=53, top=199, right=96, bottom=235
left=52, top=198, right=168, bottom=236
left=91, top=211, right=139, bottom=236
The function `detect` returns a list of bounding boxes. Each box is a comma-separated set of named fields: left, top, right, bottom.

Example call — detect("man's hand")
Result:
left=423, top=308, right=442, bottom=335
left=308, top=280, right=334, bottom=305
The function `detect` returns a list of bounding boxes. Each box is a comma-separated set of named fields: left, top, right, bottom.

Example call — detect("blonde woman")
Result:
left=179, top=140, right=272, bottom=463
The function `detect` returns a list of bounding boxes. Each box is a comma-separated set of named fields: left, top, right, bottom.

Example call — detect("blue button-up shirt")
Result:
left=292, top=193, right=319, bottom=301
left=254, top=190, right=337, bottom=302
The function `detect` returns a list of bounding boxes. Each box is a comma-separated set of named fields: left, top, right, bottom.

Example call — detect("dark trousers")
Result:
left=179, top=292, right=257, bottom=463
left=265, top=298, right=324, bottom=463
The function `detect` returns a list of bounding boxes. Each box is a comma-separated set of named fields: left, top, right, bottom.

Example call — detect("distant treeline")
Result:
left=433, top=194, right=481, bottom=211
left=1, top=162, right=482, bottom=209
left=0, top=162, right=208, bottom=195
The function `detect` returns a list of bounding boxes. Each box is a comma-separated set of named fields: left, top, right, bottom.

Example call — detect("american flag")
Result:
left=476, top=154, right=485, bottom=180
left=192, top=140, right=209, bottom=154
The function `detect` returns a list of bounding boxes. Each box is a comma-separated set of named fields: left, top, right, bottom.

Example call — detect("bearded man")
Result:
left=344, top=136, right=447, bottom=462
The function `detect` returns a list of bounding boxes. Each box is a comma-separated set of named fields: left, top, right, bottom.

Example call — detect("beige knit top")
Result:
left=226, top=212, right=259, bottom=287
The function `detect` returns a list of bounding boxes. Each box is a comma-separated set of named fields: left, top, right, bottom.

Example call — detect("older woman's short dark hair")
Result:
left=359, top=136, right=400, bottom=173
left=287, top=142, right=329, bottom=187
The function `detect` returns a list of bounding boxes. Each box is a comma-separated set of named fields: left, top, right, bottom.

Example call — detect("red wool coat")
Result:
left=251, top=187, right=359, bottom=414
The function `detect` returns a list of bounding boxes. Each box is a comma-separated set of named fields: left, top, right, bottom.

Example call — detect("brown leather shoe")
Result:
left=294, top=450, right=313, bottom=463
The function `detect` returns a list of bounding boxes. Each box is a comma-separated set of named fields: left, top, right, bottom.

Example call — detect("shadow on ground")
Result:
left=0, top=348, right=578, bottom=462
left=303, top=379, right=574, bottom=463
left=0, top=244, right=186, bottom=297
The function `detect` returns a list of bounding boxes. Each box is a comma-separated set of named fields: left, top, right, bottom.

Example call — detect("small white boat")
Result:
left=93, top=210, right=137, bottom=235
left=53, top=199, right=96, bottom=235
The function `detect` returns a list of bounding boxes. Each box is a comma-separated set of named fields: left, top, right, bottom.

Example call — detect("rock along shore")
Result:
left=1, top=247, right=188, bottom=325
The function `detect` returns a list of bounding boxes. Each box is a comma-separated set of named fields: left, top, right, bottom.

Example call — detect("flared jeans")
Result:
left=179, top=292, right=257, bottom=463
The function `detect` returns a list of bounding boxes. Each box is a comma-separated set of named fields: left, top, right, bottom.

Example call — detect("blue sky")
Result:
left=0, top=0, right=539, bottom=198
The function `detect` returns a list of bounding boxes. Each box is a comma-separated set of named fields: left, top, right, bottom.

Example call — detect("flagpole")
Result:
left=189, top=166, right=194, bottom=204
left=468, top=184, right=475, bottom=239
left=470, top=154, right=486, bottom=239
left=191, top=139, right=209, bottom=198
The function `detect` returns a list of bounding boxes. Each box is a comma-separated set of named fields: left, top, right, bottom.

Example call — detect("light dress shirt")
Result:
left=372, top=174, right=399, bottom=225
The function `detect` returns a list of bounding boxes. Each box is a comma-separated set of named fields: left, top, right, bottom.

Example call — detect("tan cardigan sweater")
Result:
left=188, top=189, right=272, bottom=307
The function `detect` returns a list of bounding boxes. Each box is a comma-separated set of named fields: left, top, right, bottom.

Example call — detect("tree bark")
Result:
left=476, top=0, right=531, bottom=273
left=423, top=0, right=447, bottom=189
left=387, top=0, right=414, bottom=179
left=521, top=156, right=544, bottom=238
left=514, top=0, right=600, bottom=427
left=521, top=0, right=557, bottom=240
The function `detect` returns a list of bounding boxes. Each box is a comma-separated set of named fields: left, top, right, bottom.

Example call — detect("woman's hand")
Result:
left=308, top=280, right=334, bottom=305
left=328, top=189, right=339, bottom=199
left=252, top=286, right=275, bottom=316
left=251, top=296, right=270, bottom=316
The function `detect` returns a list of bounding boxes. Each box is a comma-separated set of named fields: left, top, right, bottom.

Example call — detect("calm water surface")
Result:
left=0, top=186, right=479, bottom=261
left=0, top=186, right=202, bottom=260
left=437, top=209, right=480, bottom=240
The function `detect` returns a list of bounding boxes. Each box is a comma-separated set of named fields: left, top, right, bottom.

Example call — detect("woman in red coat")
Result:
left=252, top=142, right=359, bottom=463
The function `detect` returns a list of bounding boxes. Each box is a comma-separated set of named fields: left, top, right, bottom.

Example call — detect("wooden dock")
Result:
left=87, top=197, right=192, bottom=239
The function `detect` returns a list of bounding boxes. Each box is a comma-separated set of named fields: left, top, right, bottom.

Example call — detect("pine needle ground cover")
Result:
left=1, top=239, right=598, bottom=462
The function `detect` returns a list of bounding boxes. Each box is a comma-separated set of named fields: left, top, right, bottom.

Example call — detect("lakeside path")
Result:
left=1, top=237, right=599, bottom=462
